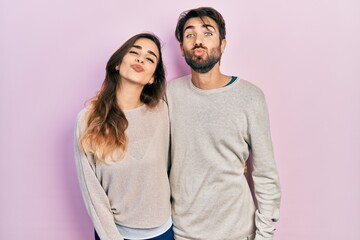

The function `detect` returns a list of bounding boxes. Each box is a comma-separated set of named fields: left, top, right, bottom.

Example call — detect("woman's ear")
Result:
left=148, top=76, right=155, bottom=84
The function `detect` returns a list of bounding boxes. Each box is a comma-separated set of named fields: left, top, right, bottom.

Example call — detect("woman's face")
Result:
left=118, top=38, right=159, bottom=86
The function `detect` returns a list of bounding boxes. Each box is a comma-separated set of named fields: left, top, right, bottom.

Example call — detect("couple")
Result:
left=74, top=7, right=281, bottom=240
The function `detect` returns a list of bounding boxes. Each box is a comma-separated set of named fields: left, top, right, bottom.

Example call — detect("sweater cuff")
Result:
left=254, top=209, right=277, bottom=239
left=254, top=235, right=273, bottom=240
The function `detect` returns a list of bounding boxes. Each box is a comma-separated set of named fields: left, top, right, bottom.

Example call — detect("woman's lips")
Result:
left=131, top=64, right=144, bottom=72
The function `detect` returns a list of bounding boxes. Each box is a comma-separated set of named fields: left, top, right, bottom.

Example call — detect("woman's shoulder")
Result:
left=77, top=105, right=91, bottom=120
left=75, top=105, right=92, bottom=131
left=149, top=99, right=168, bottom=115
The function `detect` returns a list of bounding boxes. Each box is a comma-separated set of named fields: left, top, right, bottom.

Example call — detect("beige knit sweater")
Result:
left=74, top=101, right=171, bottom=240
left=167, top=76, right=281, bottom=240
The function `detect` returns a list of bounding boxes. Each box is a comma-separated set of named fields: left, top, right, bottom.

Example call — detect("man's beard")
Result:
left=184, top=45, right=222, bottom=73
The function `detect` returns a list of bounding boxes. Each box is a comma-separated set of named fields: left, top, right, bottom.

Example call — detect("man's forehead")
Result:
left=184, top=16, right=218, bottom=30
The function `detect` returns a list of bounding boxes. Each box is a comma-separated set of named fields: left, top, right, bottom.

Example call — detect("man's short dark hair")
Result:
left=175, top=7, right=226, bottom=43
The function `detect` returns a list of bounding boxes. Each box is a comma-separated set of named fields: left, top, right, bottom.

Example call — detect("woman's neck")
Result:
left=116, top=82, right=144, bottom=110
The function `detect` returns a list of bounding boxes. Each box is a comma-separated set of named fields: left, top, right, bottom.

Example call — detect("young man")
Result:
left=167, top=7, right=281, bottom=240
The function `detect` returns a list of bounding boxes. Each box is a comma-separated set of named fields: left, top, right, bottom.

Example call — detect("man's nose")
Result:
left=194, top=35, right=204, bottom=45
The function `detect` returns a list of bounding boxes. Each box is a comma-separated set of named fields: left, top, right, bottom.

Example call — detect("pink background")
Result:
left=1, top=0, right=359, bottom=239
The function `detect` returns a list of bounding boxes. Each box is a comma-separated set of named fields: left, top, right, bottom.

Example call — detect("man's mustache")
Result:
left=192, top=44, right=207, bottom=50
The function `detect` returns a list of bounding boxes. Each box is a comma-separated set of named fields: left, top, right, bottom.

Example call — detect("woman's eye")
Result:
left=129, top=50, right=138, bottom=55
left=146, top=58, right=154, bottom=63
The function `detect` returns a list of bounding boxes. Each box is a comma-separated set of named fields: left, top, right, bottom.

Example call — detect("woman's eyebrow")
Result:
left=132, top=45, right=158, bottom=59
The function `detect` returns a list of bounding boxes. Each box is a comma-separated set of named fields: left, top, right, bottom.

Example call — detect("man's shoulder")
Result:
left=238, top=78, right=265, bottom=98
left=167, top=75, right=191, bottom=90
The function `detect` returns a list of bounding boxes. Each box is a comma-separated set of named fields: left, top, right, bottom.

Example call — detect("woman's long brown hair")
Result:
left=80, top=33, right=166, bottom=162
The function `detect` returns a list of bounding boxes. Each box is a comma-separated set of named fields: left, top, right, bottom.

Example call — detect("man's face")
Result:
left=181, top=16, right=226, bottom=73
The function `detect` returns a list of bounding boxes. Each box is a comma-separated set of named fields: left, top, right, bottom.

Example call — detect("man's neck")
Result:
left=191, top=66, right=231, bottom=90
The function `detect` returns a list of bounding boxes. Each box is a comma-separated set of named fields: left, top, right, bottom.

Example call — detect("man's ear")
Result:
left=220, top=39, right=227, bottom=53
left=180, top=43, right=185, bottom=56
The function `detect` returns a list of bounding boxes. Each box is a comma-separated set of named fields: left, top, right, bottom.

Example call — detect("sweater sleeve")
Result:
left=74, top=111, right=124, bottom=240
left=247, top=92, right=281, bottom=240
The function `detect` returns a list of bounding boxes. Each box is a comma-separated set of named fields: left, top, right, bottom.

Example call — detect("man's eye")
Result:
left=185, top=33, right=194, bottom=38
left=204, top=32, right=213, bottom=37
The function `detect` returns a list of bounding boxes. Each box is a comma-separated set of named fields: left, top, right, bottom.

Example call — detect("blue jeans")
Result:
left=94, top=226, right=174, bottom=240
left=94, top=229, right=100, bottom=240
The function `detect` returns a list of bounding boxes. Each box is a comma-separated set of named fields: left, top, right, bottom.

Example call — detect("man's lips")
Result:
left=193, top=48, right=205, bottom=57
left=131, top=64, right=144, bottom=72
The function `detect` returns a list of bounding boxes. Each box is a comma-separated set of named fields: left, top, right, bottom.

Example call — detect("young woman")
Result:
left=74, top=33, right=173, bottom=240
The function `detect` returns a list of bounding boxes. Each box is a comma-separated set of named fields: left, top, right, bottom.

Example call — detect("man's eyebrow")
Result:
left=184, top=25, right=195, bottom=32
left=184, top=24, right=216, bottom=32
left=202, top=24, right=216, bottom=31
left=132, top=45, right=158, bottom=59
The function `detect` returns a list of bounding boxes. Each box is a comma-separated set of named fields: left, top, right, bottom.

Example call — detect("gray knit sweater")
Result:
left=74, top=101, right=171, bottom=240
left=166, top=75, right=281, bottom=240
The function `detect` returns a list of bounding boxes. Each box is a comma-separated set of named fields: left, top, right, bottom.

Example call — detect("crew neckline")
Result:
left=224, top=76, right=238, bottom=87
left=188, top=76, right=240, bottom=94
left=123, top=103, right=147, bottom=113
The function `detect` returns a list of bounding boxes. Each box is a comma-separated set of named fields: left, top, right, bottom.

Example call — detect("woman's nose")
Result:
left=135, top=57, right=144, bottom=63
